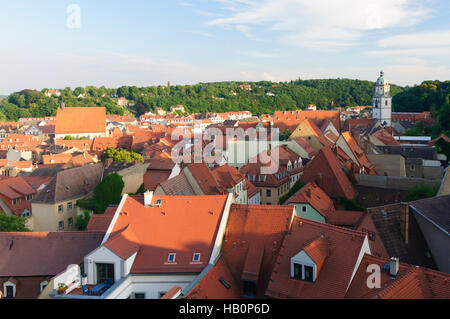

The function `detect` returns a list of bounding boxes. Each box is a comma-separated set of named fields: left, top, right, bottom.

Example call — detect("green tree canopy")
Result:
left=405, top=183, right=440, bottom=202
left=77, top=173, right=125, bottom=214
left=0, top=213, right=30, bottom=232
left=103, top=147, right=144, bottom=163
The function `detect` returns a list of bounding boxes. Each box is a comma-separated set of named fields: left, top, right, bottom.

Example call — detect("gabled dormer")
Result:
left=290, top=235, right=328, bottom=283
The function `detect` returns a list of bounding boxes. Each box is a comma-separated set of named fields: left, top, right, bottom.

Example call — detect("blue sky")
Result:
left=0, top=0, right=449, bottom=94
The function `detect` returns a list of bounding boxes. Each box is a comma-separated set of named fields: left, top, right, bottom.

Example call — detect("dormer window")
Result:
left=290, top=236, right=327, bottom=283
left=167, top=253, right=176, bottom=263
left=192, top=253, right=201, bottom=262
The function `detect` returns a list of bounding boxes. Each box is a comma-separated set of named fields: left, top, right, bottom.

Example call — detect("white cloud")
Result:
left=368, top=47, right=450, bottom=56
left=378, top=29, right=450, bottom=47
left=239, top=50, right=279, bottom=58
left=207, top=0, right=432, bottom=49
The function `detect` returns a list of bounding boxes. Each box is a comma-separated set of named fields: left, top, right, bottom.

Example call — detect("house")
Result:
left=288, top=119, right=331, bottom=151
left=54, top=106, right=107, bottom=139
left=376, top=145, right=443, bottom=179
left=182, top=209, right=448, bottom=299
left=0, top=177, right=38, bottom=220
left=31, top=163, right=104, bottom=232
left=336, top=132, right=376, bottom=174
left=44, top=89, right=61, bottom=97
left=184, top=204, right=296, bottom=299
left=301, top=145, right=356, bottom=200
left=240, top=148, right=296, bottom=206
left=116, top=97, right=129, bottom=107
left=143, top=159, right=181, bottom=191
left=366, top=154, right=406, bottom=177
left=48, top=192, right=233, bottom=299
left=0, top=232, right=104, bottom=299
left=0, top=160, right=34, bottom=176
left=274, top=110, right=341, bottom=136
left=366, top=203, right=437, bottom=270
left=212, top=164, right=260, bottom=205
left=42, top=151, right=98, bottom=168
left=170, top=105, right=185, bottom=114
left=409, top=195, right=450, bottom=273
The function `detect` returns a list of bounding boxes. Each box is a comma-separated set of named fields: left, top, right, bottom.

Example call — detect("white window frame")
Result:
left=167, top=253, right=176, bottom=263
left=192, top=253, right=201, bottom=262
left=3, top=281, right=16, bottom=298
left=40, top=281, right=49, bottom=292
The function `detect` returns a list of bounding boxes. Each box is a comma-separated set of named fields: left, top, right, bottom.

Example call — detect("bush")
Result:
left=406, top=183, right=440, bottom=202
left=279, top=179, right=305, bottom=205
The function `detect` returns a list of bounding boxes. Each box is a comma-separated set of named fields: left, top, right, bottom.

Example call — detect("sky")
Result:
left=0, top=0, right=449, bottom=95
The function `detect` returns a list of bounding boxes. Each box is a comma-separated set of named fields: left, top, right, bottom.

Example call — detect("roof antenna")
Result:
left=9, top=239, right=14, bottom=250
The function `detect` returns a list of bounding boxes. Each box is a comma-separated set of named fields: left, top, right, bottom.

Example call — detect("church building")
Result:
left=372, top=70, right=392, bottom=127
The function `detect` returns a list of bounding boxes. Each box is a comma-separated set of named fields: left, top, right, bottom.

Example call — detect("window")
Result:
left=304, top=266, right=314, bottom=282
left=193, top=253, right=201, bottom=262
left=369, top=231, right=376, bottom=241
left=67, top=202, right=72, bottom=210
left=68, top=218, right=73, bottom=227
left=26, top=195, right=33, bottom=201
left=410, top=164, right=415, bottom=171
left=155, top=199, right=162, bottom=205
left=40, top=281, right=48, bottom=292
left=293, top=263, right=302, bottom=280
left=168, top=253, right=176, bottom=263
left=266, top=189, right=271, bottom=197
left=96, top=263, right=115, bottom=284
left=243, top=281, right=257, bottom=298
left=58, top=221, right=64, bottom=230
left=159, top=292, right=167, bottom=299
left=4, top=284, right=15, bottom=299
left=302, top=206, right=307, bottom=213
left=134, top=293, right=145, bottom=299
left=58, top=205, right=63, bottom=213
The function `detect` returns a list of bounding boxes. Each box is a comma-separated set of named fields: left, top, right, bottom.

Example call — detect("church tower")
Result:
left=372, top=70, right=392, bottom=127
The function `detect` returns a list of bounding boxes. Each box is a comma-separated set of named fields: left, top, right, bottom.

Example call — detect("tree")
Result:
left=74, top=210, right=91, bottom=231
left=280, top=129, right=291, bottom=141
left=102, top=147, right=144, bottom=163
left=405, top=183, right=440, bottom=202
left=77, top=173, right=125, bottom=214
left=0, top=213, right=30, bottom=232
left=279, top=179, right=305, bottom=205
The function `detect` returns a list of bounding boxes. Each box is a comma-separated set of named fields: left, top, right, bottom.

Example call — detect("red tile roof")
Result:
left=105, top=194, right=229, bottom=274
left=346, top=254, right=450, bottom=299
left=211, top=164, right=245, bottom=190
left=292, top=137, right=317, bottom=158
left=186, top=204, right=295, bottom=299
left=266, top=217, right=367, bottom=299
left=286, top=182, right=334, bottom=218
left=55, top=107, right=106, bottom=134
left=301, top=146, right=356, bottom=199
left=186, top=163, right=226, bottom=195
left=0, top=232, right=104, bottom=277
left=342, top=132, right=375, bottom=172
left=143, top=170, right=172, bottom=191
left=274, top=110, right=341, bottom=134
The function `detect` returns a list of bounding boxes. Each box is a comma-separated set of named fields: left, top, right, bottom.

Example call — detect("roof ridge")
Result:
left=376, top=266, right=420, bottom=299
left=293, top=216, right=366, bottom=238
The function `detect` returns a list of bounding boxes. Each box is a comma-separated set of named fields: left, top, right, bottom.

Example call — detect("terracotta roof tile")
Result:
left=105, top=194, right=229, bottom=274
left=0, top=232, right=104, bottom=277
left=301, top=146, right=356, bottom=200
left=55, top=107, right=106, bottom=135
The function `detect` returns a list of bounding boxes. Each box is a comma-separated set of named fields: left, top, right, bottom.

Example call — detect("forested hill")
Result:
left=0, top=78, right=446, bottom=122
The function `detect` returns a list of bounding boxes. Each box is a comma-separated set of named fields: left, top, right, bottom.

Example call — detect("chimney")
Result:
left=390, top=257, right=399, bottom=277
left=144, top=190, right=153, bottom=207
